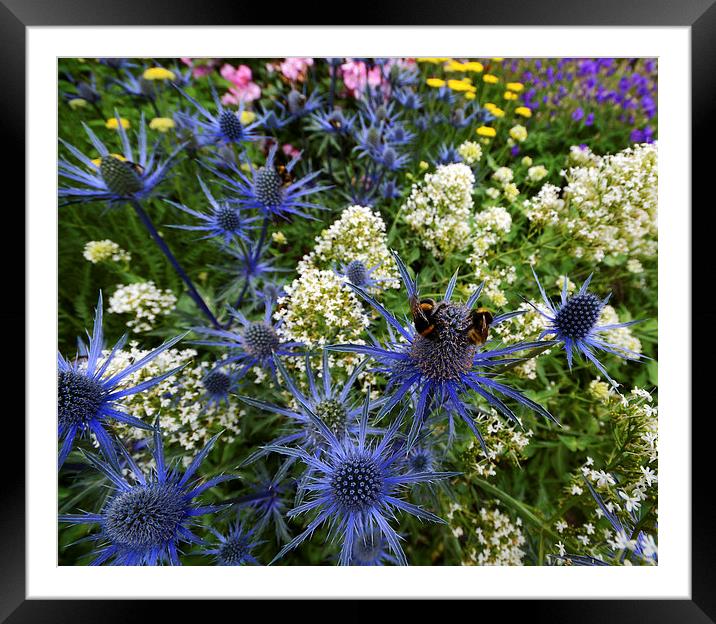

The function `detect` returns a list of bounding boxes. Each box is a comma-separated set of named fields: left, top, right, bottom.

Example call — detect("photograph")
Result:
left=56, top=56, right=659, bottom=568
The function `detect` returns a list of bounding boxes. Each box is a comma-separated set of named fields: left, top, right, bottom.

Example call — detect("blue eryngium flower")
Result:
left=165, top=177, right=258, bottom=245
left=266, top=392, right=458, bottom=565
left=203, top=521, right=263, bottom=565
left=191, top=297, right=301, bottom=380
left=207, top=144, right=330, bottom=221
left=57, top=292, right=185, bottom=470
left=175, top=83, right=263, bottom=148
left=59, top=427, right=232, bottom=565
left=349, top=527, right=399, bottom=566
left=335, top=259, right=389, bottom=291
left=528, top=269, right=644, bottom=386
left=329, top=251, right=558, bottom=450
left=239, top=352, right=379, bottom=459
left=59, top=112, right=180, bottom=205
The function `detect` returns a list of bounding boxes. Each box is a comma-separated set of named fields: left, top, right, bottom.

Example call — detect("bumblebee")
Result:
left=410, top=296, right=446, bottom=339
left=276, top=163, right=294, bottom=186
left=410, top=295, right=493, bottom=345
left=125, top=161, right=145, bottom=175
left=466, top=307, right=494, bottom=346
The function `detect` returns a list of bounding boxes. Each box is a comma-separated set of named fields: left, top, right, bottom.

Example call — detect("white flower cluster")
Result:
left=464, top=409, right=534, bottom=479
left=527, top=165, right=549, bottom=183
left=457, top=140, right=483, bottom=165
left=470, top=206, right=512, bottom=259
left=599, top=305, right=642, bottom=359
left=83, top=239, right=131, bottom=264
left=274, top=267, right=370, bottom=349
left=555, top=388, right=658, bottom=565
left=402, top=163, right=475, bottom=257
left=298, top=204, right=399, bottom=288
left=456, top=505, right=527, bottom=566
left=108, top=281, right=177, bottom=332
left=524, top=143, right=658, bottom=263
left=103, top=346, right=243, bottom=457
left=465, top=263, right=517, bottom=308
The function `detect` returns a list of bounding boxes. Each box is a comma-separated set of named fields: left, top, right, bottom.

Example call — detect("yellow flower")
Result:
left=447, top=79, right=476, bottom=93
left=476, top=126, right=496, bottom=138
left=426, top=78, right=446, bottom=88
left=149, top=117, right=176, bottom=132
left=416, top=57, right=449, bottom=64
left=515, top=106, right=533, bottom=118
left=521, top=156, right=533, bottom=167
left=483, top=74, right=499, bottom=84
left=419, top=161, right=429, bottom=171
left=272, top=232, right=287, bottom=245
left=492, top=57, right=504, bottom=61
left=445, top=60, right=467, bottom=72
left=503, top=91, right=518, bottom=101
left=90, top=153, right=127, bottom=167
left=506, top=82, right=524, bottom=92
left=462, top=61, right=484, bottom=73
left=509, top=124, right=528, bottom=142
left=465, top=92, right=476, bottom=100
left=240, top=110, right=257, bottom=125
left=142, top=67, right=176, bottom=81
left=485, top=103, right=505, bottom=118
left=68, top=98, right=87, bottom=110
left=105, top=117, right=130, bottom=130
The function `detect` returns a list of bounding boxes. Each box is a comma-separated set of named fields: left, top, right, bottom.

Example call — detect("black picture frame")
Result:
left=5, top=0, right=707, bottom=619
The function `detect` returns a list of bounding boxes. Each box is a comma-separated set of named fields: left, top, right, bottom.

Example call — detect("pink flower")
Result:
left=281, top=143, right=301, bottom=159
left=180, top=57, right=219, bottom=78
left=221, top=83, right=261, bottom=105
left=279, top=57, right=314, bottom=82
left=220, top=63, right=261, bottom=104
left=340, top=60, right=385, bottom=97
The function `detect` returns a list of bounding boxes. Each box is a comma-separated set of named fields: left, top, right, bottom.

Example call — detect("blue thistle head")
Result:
left=528, top=269, right=645, bottom=386
left=165, top=177, right=258, bottom=245
left=238, top=351, right=379, bottom=459
left=175, top=82, right=263, bottom=148
left=266, top=389, right=458, bottom=565
left=59, top=112, right=180, bottom=205
left=206, top=144, right=330, bottom=221
left=191, top=296, right=301, bottom=381
left=335, top=259, right=389, bottom=291
left=328, top=251, right=558, bottom=451
left=57, top=292, right=186, bottom=470
left=203, top=521, right=262, bottom=566
left=58, top=426, right=234, bottom=565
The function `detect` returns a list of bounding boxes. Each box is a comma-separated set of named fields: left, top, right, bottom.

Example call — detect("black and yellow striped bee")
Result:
left=410, top=296, right=445, bottom=339
left=466, top=307, right=494, bottom=346
left=410, top=295, right=493, bottom=346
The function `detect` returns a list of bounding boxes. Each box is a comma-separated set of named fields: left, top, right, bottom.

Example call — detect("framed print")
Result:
left=5, top=0, right=709, bottom=619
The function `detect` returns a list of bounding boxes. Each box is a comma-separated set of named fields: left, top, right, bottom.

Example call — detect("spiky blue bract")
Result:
left=57, top=292, right=186, bottom=470
left=175, top=82, right=263, bottom=148
left=58, top=427, right=233, bottom=565
left=206, top=144, right=330, bottom=221
left=265, top=390, right=459, bottom=566
left=528, top=269, right=645, bottom=386
left=329, top=251, right=558, bottom=452
left=165, top=176, right=258, bottom=246
left=58, top=111, right=181, bottom=205
left=349, top=527, right=399, bottom=566
left=238, top=352, right=382, bottom=462
left=191, top=296, right=301, bottom=381
left=203, top=521, right=263, bottom=566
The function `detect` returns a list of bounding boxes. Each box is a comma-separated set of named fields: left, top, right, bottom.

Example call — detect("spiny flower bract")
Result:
left=59, top=112, right=180, bottom=204
left=57, top=292, right=185, bottom=469
left=58, top=426, right=233, bottom=565
left=330, top=251, right=558, bottom=450
left=528, top=269, right=644, bottom=386
left=266, top=389, right=458, bottom=565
